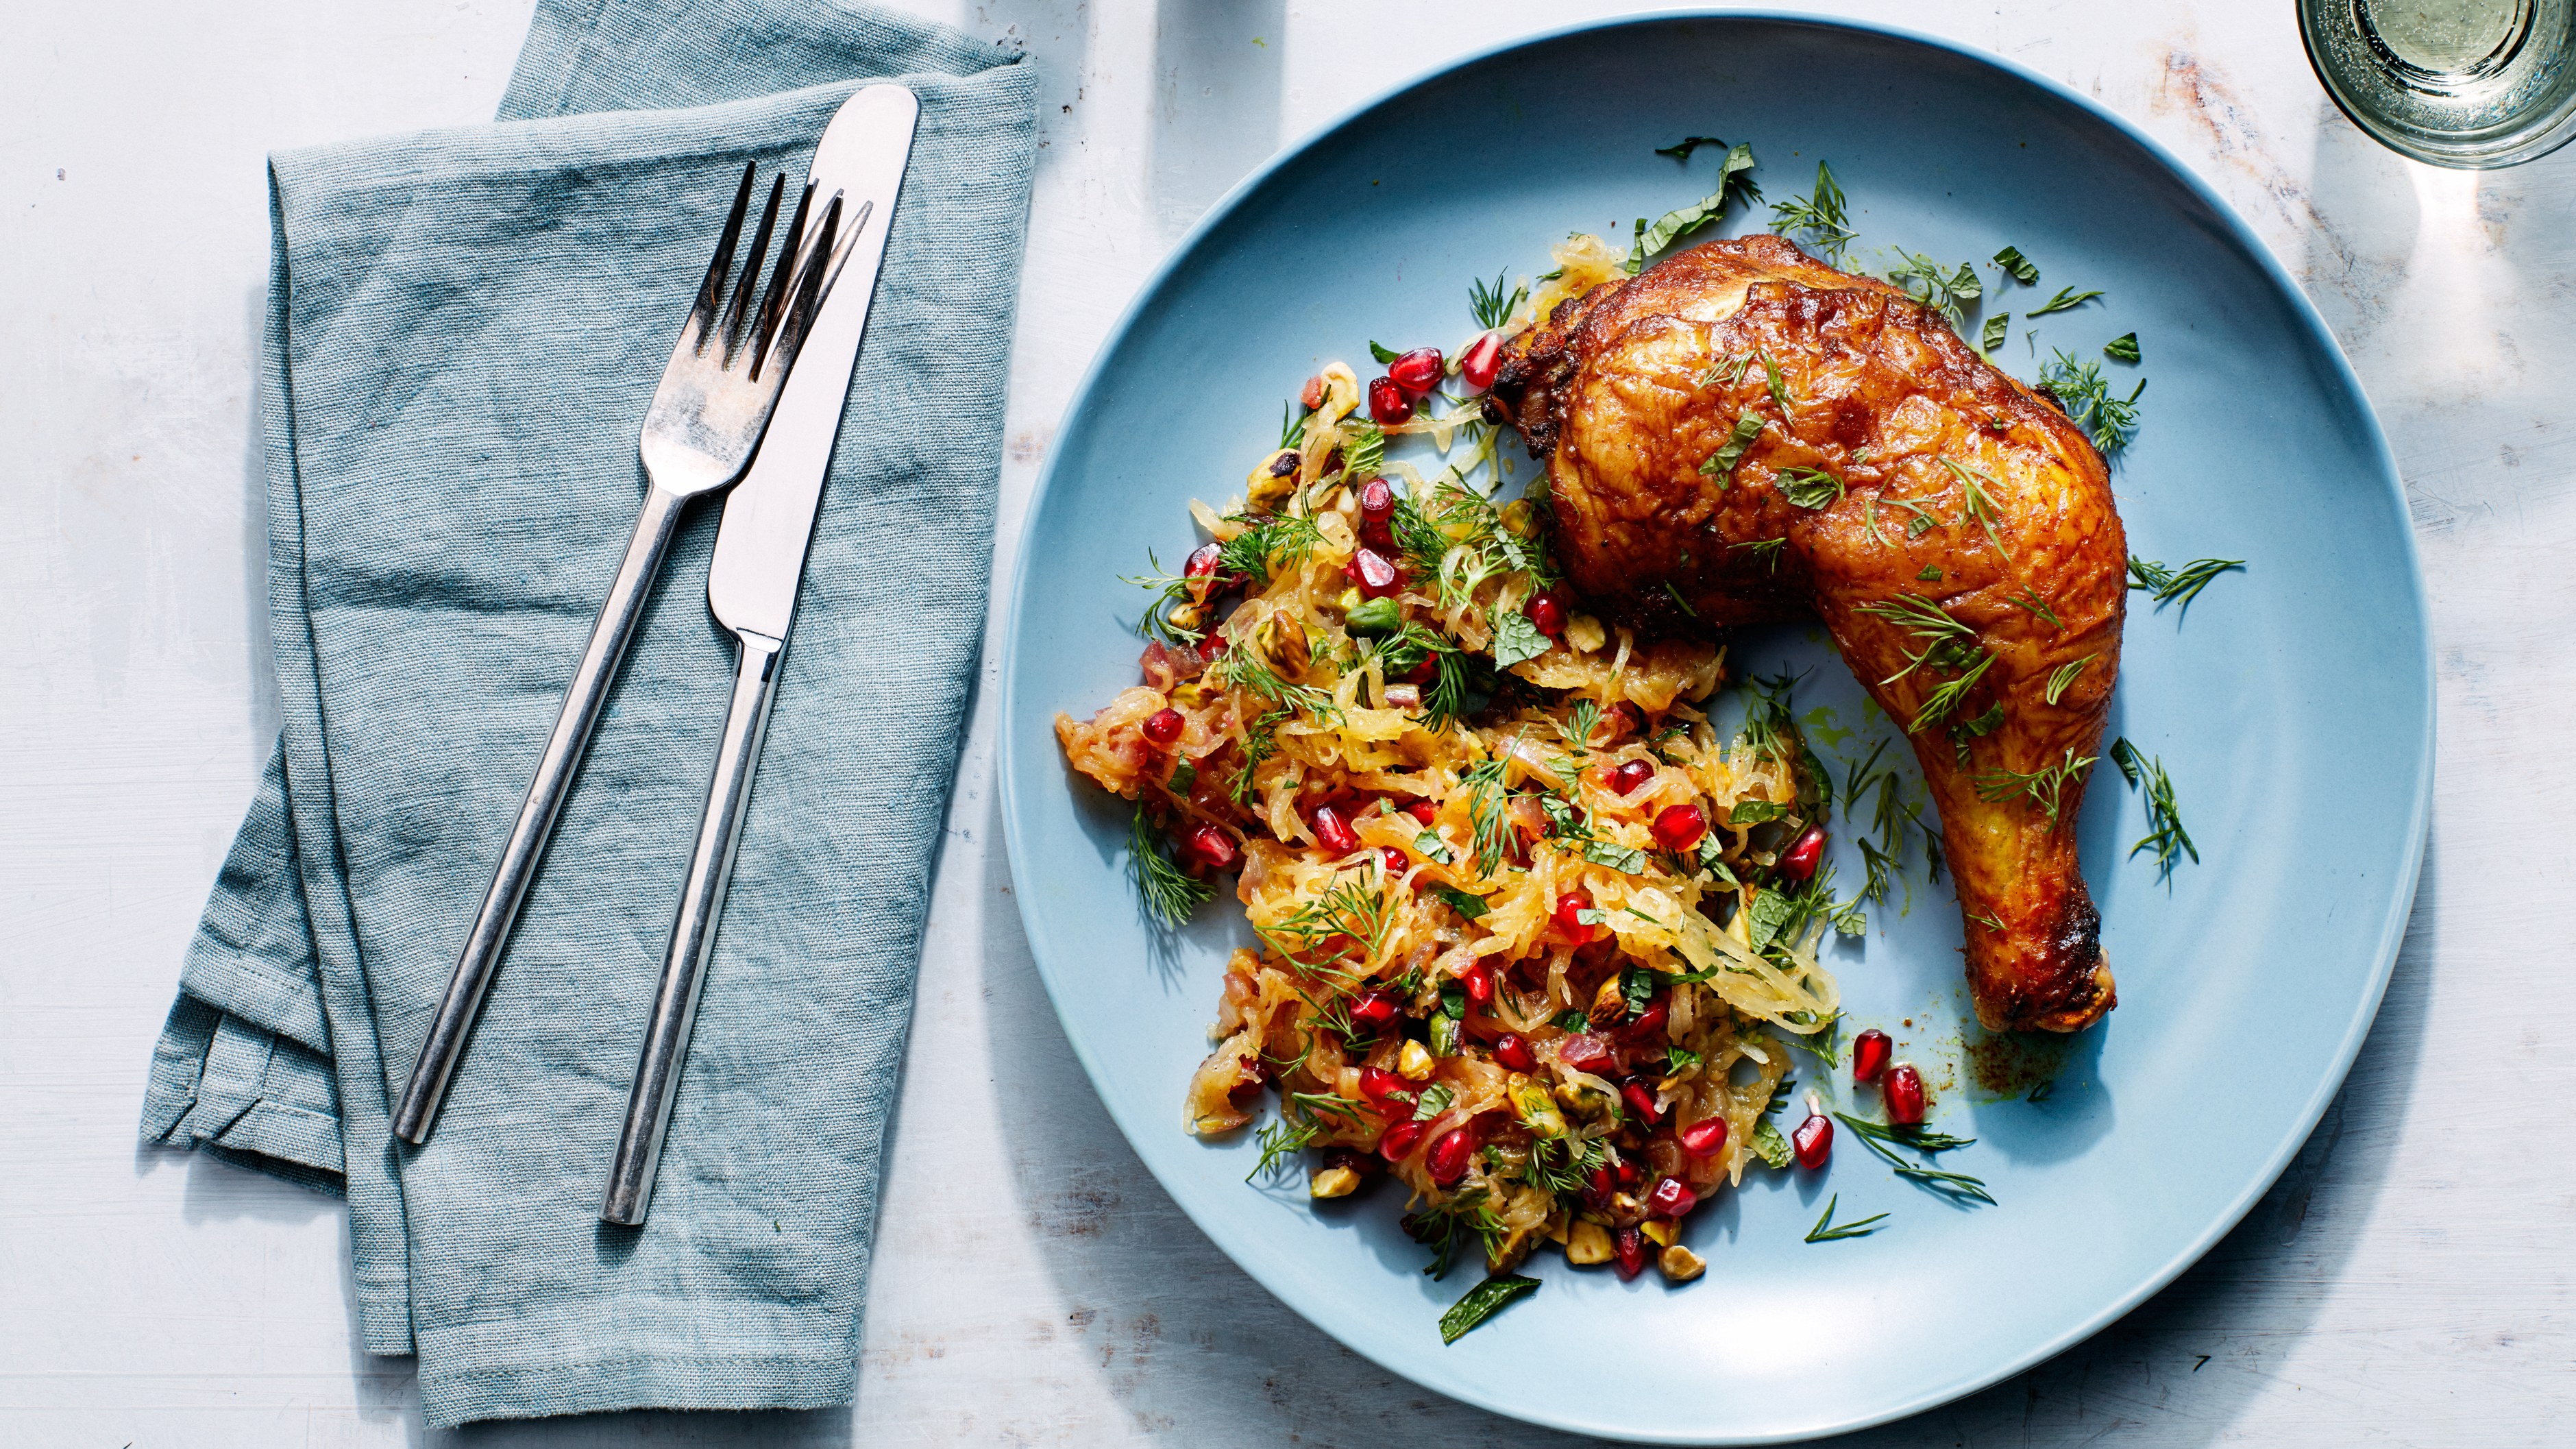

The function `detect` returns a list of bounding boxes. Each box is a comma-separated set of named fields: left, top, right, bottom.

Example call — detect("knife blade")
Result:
left=598, top=82, right=920, bottom=1227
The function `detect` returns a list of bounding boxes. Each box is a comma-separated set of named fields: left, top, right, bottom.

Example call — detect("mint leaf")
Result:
left=1491, top=603, right=1549, bottom=670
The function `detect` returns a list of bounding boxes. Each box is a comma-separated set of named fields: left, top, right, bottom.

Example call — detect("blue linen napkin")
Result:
left=138, top=0, right=1035, bottom=1424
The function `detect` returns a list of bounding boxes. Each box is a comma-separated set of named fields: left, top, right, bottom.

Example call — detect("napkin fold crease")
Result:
left=138, top=0, right=1035, bottom=1424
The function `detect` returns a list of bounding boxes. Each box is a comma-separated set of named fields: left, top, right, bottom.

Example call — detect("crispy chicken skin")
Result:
left=1487, top=235, right=2120, bottom=1032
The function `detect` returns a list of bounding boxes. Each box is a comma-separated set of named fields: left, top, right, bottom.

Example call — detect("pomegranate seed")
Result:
left=1462, top=964, right=1495, bottom=1007
left=1237, top=1054, right=1276, bottom=1088
left=1885, top=1063, right=1928, bottom=1126
left=1614, top=995, right=1667, bottom=1044
left=1614, top=1226, right=1647, bottom=1280
left=1358, top=1066, right=1408, bottom=1104
left=1493, top=1034, right=1537, bottom=1073
left=1523, top=589, right=1566, bottom=637
left=1621, top=1080, right=1663, bottom=1125
left=1196, top=632, right=1226, bottom=661
left=1851, top=1029, right=1892, bottom=1085
left=1366, top=376, right=1413, bottom=424
left=1388, top=347, right=1444, bottom=397
left=1379, top=846, right=1409, bottom=877
left=1552, top=892, right=1602, bottom=945
left=1580, top=1167, right=1615, bottom=1210
left=1680, top=1117, right=1729, bottom=1157
left=1427, top=1125, right=1475, bottom=1186
left=1312, top=804, right=1360, bottom=856
left=1780, top=823, right=1827, bottom=882
left=1647, top=1176, right=1698, bottom=1218
left=1378, top=1119, right=1425, bottom=1162
left=1614, top=1155, right=1643, bottom=1189
left=1652, top=803, right=1707, bottom=853
left=1606, top=701, right=1647, bottom=741
left=1610, top=759, right=1656, bottom=795
left=1347, top=991, right=1399, bottom=1036
left=1460, top=331, right=1503, bottom=391
left=1141, top=707, right=1184, bottom=746
left=1300, top=374, right=1326, bottom=410
left=1556, top=1034, right=1615, bottom=1075
left=1185, top=541, right=1223, bottom=579
left=1792, top=1110, right=1832, bottom=1169
left=1186, top=826, right=1236, bottom=872
left=1358, top=475, right=1397, bottom=521
left=1345, top=546, right=1403, bottom=600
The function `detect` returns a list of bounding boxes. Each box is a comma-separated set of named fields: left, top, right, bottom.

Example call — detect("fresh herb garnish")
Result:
left=1463, top=749, right=1517, bottom=879
left=1767, top=161, right=1855, bottom=265
left=1412, top=1084, right=1456, bottom=1122
left=1698, top=413, right=1766, bottom=483
left=1628, top=141, right=1761, bottom=271
left=2104, top=332, right=2141, bottom=363
left=2008, top=585, right=2061, bottom=629
left=2043, top=654, right=2096, bottom=705
left=2026, top=284, right=2103, bottom=316
left=1973, top=748, right=2095, bottom=824
left=1405, top=1191, right=1508, bottom=1279
left=1368, top=340, right=1401, bottom=365
left=1804, top=1193, right=1889, bottom=1242
left=2037, top=350, right=2145, bottom=453
left=1856, top=594, right=1993, bottom=733
left=1778, top=467, right=1845, bottom=510
left=1432, top=884, right=1490, bottom=919
left=1836, top=1113, right=1994, bottom=1204
left=2127, top=555, right=2243, bottom=612
left=1130, top=803, right=1213, bottom=925
left=1438, top=1274, right=1541, bottom=1343
left=1245, top=1114, right=1320, bottom=1182
left=2109, top=739, right=2198, bottom=879
left=1991, top=245, right=2039, bottom=285
left=1980, top=312, right=2010, bottom=354
left=1728, top=799, right=1789, bottom=825
left=1885, top=251, right=1982, bottom=328
left=1654, top=134, right=1731, bottom=162
left=1732, top=536, right=1789, bottom=571
left=1469, top=271, right=1527, bottom=330
left=1762, top=352, right=1792, bottom=414
left=1936, top=457, right=2011, bottom=557
left=1490, top=598, right=1551, bottom=670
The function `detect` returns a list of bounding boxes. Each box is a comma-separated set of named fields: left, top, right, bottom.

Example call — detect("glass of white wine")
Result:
left=2301, top=0, right=2576, bottom=165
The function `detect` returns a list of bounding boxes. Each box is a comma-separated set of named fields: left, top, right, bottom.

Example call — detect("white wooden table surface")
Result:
left=4, top=1, right=2566, bottom=1444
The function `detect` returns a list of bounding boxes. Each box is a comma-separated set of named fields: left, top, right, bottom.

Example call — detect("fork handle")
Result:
left=600, top=628, right=784, bottom=1226
left=393, top=483, right=693, bottom=1145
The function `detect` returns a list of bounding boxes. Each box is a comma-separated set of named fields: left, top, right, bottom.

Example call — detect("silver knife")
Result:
left=599, top=82, right=920, bottom=1227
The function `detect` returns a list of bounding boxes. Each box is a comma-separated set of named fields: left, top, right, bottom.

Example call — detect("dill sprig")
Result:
left=1259, top=873, right=1393, bottom=967
left=2128, top=555, right=2244, bottom=613
left=1768, top=160, right=1855, bottom=265
left=1217, top=511, right=1323, bottom=589
left=1244, top=1115, right=1320, bottom=1182
left=1462, top=750, right=1517, bottom=879
left=1804, top=1193, right=1889, bottom=1243
left=1856, top=594, right=1995, bottom=733
left=1835, top=1113, right=1994, bottom=1204
left=1404, top=1189, right=1509, bottom=1280
left=1210, top=648, right=1339, bottom=723
left=1129, top=803, right=1213, bottom=925
left=1937, top=457, right=2011, bottom=557
left=1885, top=250, right=1982, bottom=328
left=2037, top=350, right=2146, bottom=454
left=2043, top=654, right=2097, bottom=706
left=1732, top=536, right=1789, bottom=571
left=1469, top=271, right=1527, bottom=330
left=2109, top=738, right=2198, bottom=880
left=2008, top=585, right=2061, bottom=629
left=1973, top=748, right=2096, bottom=824
left=1119, top=550, right=1208, bottom=647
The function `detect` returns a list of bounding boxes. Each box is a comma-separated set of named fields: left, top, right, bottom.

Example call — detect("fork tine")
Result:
left=689, top=162, right=758, bottom=352
left=720, top=173, right=787, bottom=366
left=757, top=193, right=848, bottom=383
left=746, top=182, right=818, bottom=376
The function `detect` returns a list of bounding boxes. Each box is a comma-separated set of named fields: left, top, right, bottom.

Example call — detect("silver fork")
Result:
left=392, top=163, right=853, bottom=1146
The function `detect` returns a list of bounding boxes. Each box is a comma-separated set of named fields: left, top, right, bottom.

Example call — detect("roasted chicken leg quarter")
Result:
left=1487, top=236, right=2122, bottom=1032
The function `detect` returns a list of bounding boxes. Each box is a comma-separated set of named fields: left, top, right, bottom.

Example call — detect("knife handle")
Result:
left=392, top=483, right=692, bottom=1146
left=600, top=628, right=784, bottom=1226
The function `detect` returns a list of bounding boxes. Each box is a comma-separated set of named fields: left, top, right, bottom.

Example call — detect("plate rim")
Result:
left=994, top=10, right=2434, bottom=1441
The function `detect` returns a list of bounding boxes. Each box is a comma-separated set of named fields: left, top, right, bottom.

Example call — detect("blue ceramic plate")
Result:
left=998, top=14, right=2429, bottom=1443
